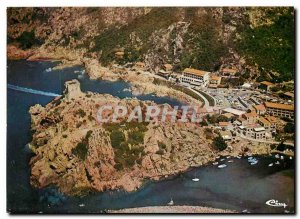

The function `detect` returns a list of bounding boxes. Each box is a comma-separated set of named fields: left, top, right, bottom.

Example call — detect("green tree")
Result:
left=284, top=122, right=294, bottom=133
left=212, top=136, right=227, bottom=151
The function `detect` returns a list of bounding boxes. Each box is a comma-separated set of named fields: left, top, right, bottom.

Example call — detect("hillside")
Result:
left=7, top=7, right=294, bottom=82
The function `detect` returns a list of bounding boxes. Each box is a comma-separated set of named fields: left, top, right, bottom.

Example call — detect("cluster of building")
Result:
left=129, top=61, right=294, bottom=142
left=216, top=101, right=294, bottom=141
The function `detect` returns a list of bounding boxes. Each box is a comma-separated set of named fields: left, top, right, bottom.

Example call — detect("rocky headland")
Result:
left=28, top=79, right=271, bottom=196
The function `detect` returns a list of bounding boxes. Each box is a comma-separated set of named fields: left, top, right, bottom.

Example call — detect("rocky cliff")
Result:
left=28, top=80, right=215, bottom=195
left=28, top=80, right=272, bottom=195
left=7, top=7, right=294, bottom=82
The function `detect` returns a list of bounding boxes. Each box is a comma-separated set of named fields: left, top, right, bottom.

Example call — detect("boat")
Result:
left=275, top=154, right=280, bottom=159
left=212, top=162, right=218, bottom=165
left=290, top=156, right=293, bottom=160
left=248, top=157, right=253, bottom=160
left=248, top=158, right=257, bottom=163
left=280, top=156, right=284, bottom=160
left=192, top=178, right=199, bottom=182
left=228, top=160, right=234, bottom=163
left=168, top=198, right=174, bottom=206
left=45, top=68, right=52, bottom=72
left=220, top=158, right=225, bottom=161
left=218, top=164, right=227, bottom=169
left=275, top=161, right=280, bottom=165
left=236, top=155, right=242, bottom=159
left=268, top=163, right=274, bottom=167
left=250, top=160, right=258, bottom=165
left=79, top=204, right=85, bottom=207
left=226, top=156, right=231, bottom=159
left=216, top=156, right=220, bottom=159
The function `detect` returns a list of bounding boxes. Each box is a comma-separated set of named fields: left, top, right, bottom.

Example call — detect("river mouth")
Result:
left=7, top=60, right=295, bottom=214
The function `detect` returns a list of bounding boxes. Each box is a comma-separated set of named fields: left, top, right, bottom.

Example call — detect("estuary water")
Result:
left=7, top=60, right=294, bottom=214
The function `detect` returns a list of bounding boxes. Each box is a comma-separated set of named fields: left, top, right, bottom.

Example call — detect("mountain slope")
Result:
left=7, top=7, right=294, bottom=82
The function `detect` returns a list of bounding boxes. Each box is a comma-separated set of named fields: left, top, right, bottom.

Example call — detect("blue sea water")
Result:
left=7, top=60, right=295, bottom=214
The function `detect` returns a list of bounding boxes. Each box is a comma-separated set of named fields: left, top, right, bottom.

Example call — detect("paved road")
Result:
left=188, top=88, right=210, bottom=107
left=237, top=133, right=294, bottom=146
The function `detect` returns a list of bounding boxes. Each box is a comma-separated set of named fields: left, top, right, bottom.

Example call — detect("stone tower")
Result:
left=64, top=79, right=82, bottom=100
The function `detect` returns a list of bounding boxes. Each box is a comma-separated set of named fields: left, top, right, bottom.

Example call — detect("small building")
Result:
left=282, top=92, right=294, bottom=100
left=253, top=104, right=266, bottom=115
left=220, top=130, right=232, bottom=140
left=241, top=83, right=252, bottom=89
left=237, top=117, right=247, bottom=126
left=220, top=67, right=238, bottom=76
left=264, top=102, right=294, bottom=119
left=157, top=69, right=170, bottom=79
left=134, top=62, right=146, bottom=70
left=222, top=108, right=246, bottom=117
left=209, top=75, right=222, bottom=86
left=222, top=112, right=234, bottom=120
left=242, top=111, right=258, bottom=125
left=180, top=68, right=210, bottom=87
left=257, top=117, right=272, bottom=131
left=265, top=115, right=278, bottom=129
left=115, top=51, right=125, bottom=58
left=218, top=121, right=232, bottom=130
left=163, top=64, right=173, bottom=72
left=238, top=124, right=266, bottom=140
left=260, top=81, right=274, bottom=92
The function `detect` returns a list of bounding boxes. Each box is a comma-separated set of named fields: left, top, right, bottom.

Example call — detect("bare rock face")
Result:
left=7, top=45, right=34, bottom=60
left=28, top=80, right=218, bottom=195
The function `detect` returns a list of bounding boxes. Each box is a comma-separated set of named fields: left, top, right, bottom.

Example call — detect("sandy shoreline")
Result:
left=108, top=205, right=237, bottom=213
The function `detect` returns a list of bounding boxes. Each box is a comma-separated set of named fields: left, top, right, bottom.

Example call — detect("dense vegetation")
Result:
left=91, top=8, right=180, bottom=65
left=103, top=121, right=149, bottom=170
left=8, top=7, right=295, bottom=82
left=180, top=9, right=228, bottom=72
left=212, top=136, right=228, bottom=151
left=72, top=130, right=93, bottom=160
left=237, top=8, right=294, bottom=82
left=15, top=30, right=43, bottom=49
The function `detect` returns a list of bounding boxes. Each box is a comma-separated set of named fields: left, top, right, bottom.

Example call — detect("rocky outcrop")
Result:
left=28, top=80, right=275, bottom=195
left=7, top=45, right=34, bottom=60
left=27, top=80, right=212, bottom=195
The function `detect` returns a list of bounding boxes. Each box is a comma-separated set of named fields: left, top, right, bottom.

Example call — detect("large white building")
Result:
left=264, top=102, right=294, bottom=119
left=180, top=68, right=210, bottom=87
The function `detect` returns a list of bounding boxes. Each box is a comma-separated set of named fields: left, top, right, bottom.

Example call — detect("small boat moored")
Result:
left=79, top=204, right=85, bottom=207
left=168, top=198, right=174, bottom=206
left=192, top=178, right=199, bottom=182
left=213, top=162, right=218, bottom=165
left=218, top=164, right=227, bottom=169
left=250, top=160, right=258, bottom=165
left=268, top=163, right=274, bottom=167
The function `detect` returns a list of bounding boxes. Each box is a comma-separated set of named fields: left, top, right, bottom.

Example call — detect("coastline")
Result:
left=7, top=45, right=203, bottom=107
